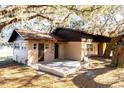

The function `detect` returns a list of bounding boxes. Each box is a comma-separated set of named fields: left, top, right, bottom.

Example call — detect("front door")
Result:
left=54, top=43, right=59, bottom=59
left=98, top=43, right=103, bottom=56
left=38, top=43, right=44, bottom=61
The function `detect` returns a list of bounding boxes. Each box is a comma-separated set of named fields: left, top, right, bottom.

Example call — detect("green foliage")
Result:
left=0, top=5, right=124, bottom=41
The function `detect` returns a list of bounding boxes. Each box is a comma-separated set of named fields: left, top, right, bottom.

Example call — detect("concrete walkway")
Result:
left=34, top=59, right=81, bottom=77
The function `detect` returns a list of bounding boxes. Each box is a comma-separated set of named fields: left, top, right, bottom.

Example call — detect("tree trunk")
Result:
left=104, top=39, right=115, bottom=57
left=104, top=35, right=124, bottom=57
left=112, top=45, right=124, bottom=67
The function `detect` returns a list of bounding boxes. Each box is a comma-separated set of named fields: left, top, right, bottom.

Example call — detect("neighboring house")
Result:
left=8, top=27, right=111, bottom=65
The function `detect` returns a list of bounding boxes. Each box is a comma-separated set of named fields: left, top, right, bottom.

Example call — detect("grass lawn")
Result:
left=0, top=57, right=124, bottom=88
left=0, top=57, right=76, bottom=88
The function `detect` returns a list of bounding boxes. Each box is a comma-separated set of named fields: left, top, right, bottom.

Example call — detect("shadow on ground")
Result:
left=0, top=58, right=18, bottom=68
left=72, top=56, right=118, bottom=88
left=72, top=62, right=124, bottom=88
left=72, top=66, right=117, bottom=88
left=0, top=57, right=57, bottom=88
left=89, top=56, right=112, bottom=63
left=1, top=57, right=124, bottom=88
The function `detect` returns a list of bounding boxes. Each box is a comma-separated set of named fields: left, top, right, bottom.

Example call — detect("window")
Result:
left=33, top=44, right=37, bottom=49
left=22, top=46, right=26, bottom=50
left=14, top=43, right=20, bottom=49
left=21, top=43, right=26, bottom=50
left=87, top=44, right=93, bottom=51
left=14, top=43, right=16, bottom=49
left=45, top=44, right=49, bottom=49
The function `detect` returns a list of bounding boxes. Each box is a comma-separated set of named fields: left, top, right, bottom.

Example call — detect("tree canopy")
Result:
left=0, top=5, right=124, bottom=42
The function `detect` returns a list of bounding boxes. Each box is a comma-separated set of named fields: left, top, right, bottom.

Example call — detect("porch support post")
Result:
left=81, top=38, right=87, bottom=61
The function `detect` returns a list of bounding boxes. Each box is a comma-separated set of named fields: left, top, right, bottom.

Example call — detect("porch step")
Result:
left=37, top=63, right=81, bottom=77
left=30, top=64, right=39, bottom=70
left=30, top=64, right=45, bottom=75
left=38, top=64, right=66, bottom=77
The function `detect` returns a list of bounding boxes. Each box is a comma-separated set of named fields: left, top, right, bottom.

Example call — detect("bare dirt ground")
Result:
left=0, top=57, right=124, bottom=88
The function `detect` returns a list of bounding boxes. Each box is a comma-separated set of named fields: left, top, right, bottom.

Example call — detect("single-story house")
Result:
left=8, top=27, right=111, bottom=65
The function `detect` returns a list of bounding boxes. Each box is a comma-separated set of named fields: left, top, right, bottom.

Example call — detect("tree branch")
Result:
left=65, top=5, right=102, bottom=15
left=62, top=13, right=72, bottom=22
left=0, top=14, right=53, bottom=32
left=0, top=5, right=57, bottom=19
left=98, top=6, right=121, bottom=35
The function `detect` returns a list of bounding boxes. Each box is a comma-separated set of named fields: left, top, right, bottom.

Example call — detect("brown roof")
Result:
left=8, top=27, right=112, bottom=42
left=16, top=29, right=53, bottom=40
left=51, top=27, right=112, bottom=42
left=8, top=29, right=54, bottom=42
